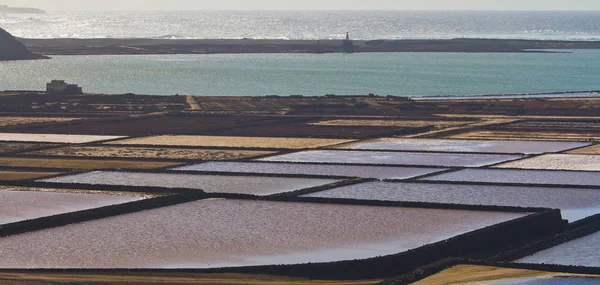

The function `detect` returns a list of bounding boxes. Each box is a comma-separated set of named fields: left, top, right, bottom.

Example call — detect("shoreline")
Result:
left=19, top=38, right=600, bottom=56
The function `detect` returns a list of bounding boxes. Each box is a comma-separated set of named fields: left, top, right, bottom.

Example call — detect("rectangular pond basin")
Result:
left=0, top=199, right=528, bottom=268
left=0, top=190, right=141, bottom=225
left=106, top=135, right=354, bottom=149
left=337, top=138, right=590, bottom=154
left=495, top=154, right=600, bottom=171
left=39, top=171, right=341, bottom=196
left=0, top=133, right=125, bottom=144
left=517, top=231, right=600, bottom=267
left=259, top=150, right=522, bottom=167
left=422, top=169, right=600, bottom=187
left=305, top=182, right=600, bottom=221
left=173, top=162, right=447, bottom=180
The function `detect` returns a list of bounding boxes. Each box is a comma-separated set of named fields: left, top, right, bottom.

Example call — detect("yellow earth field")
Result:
left=25, top=146, right=275, bottom=160
left=309, top=120, right=468, bottom=128
left=0, top=171, right=60, bottom=181
left=412, top=265, right=600, bottom=285
left=569, top=144, right=600, bottom=155
left=449, top=130, right=600, bottom=141
left=0, top=157, right=181, bottom=170
left=0, top=272, right=380, bottom=285
left=0, top=117, right=81, bottom=127
left=107, top=135, right=355, bottom=149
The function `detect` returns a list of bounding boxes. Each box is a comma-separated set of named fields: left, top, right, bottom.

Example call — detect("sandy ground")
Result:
left=449, top=130, right=600, bottom=141
left=25, top=146, right=275, bottom=160
left=569, top=145, right=600, bottom=155
left=0, top=272, right=380, bottom=285
left=107, top=136, right=354, bottom=149
left=309, top=120, right=468, bottom=128
left=412, top=265, right=600, bottom=285
left=0, top=157, right=181, bottom=170
left=495, top=154, right=600, bottom=171
left=0, top=171, right=60, bottom=181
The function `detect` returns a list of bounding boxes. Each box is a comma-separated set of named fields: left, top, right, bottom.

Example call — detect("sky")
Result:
left=3, top=0, right=600, bottom=11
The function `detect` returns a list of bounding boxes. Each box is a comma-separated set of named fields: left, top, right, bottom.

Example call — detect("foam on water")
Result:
left=305, top=182, right=600, bottom=221
left=0, top=199, right=527, bottom=268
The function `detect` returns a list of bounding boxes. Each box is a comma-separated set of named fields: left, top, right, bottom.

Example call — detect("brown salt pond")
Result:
left=0, top=199, right=527, bottom=268
left=422, top=169, right=600, bottom=187
left=569, top=144, right=600, bottom=155
left=495, top=154, right=600, bottom=171
left=0, top=171, right=60, bottom=181
left=40, top=171, right=341, bottom=196
left=336, top=138, right=590, bottom=154
left=0, top=117, right=81, bottom=127
left=0, top=157, right=180, bottom=170
left=449, top=130, right=600, bottom=141
left=259, top=150, right=522, bottom=167
left=25, top=146, right=274, bottom=161
left=106, top=135, right=354, bottom=149
left=309, top=120, right=467, bottom=128
left=173, top=162, right=446, bottom=180
left=518, top=231, right=600, bottom=268
left=0, top=142, right=61, bottom=154
left=305, top=182, right=600, bottom=221
left=0, top=190, right=141, bottom=225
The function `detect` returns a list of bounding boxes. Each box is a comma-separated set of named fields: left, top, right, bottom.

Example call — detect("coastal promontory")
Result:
left=0, top=26, right=47, bottom=60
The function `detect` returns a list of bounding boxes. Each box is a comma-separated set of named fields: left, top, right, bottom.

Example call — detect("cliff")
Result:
left=0, top=27, right=47, bottom=60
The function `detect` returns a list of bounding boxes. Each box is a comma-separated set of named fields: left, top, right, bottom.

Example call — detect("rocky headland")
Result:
left=0, top=27, right=48, bottom=60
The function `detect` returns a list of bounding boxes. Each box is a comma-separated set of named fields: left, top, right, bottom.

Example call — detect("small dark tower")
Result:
left=343, top=32, right=355, bottom=53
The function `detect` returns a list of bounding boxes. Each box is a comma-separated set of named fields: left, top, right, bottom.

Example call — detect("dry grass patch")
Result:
left=569, top=144, right=600, bottom=155
left=0, top=117, right=81, bottom=127
left=26, top=146, right=275, bottom=160
left=413, top=265, right=598, bottom=285
left=310, top=120, right=468, bottom=128
left=107, top=135, right=355, bottom=149
left=450, top=130, right=600, bottom=141
left=0, top=272, right=380, bottom=285
left=0, top=157, right=181, bottom=170
left=0, top=171, right=60, bottom=181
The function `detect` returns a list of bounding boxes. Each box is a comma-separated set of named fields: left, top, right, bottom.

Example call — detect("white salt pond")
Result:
left=39, top=171, right=341, bottom=196
left=518, top=231, right=600, bottom=267
left=337, top=138, right=589, bottom=154
left=0, top=199, right=527, bottom=268
left=0, top=190, right=141, bottom=225
left=305, top=182, right=600, bottom=221
left=422, top=169, right=600, bottom=187
left=0, top=133, right=126, bottom=144
left=496, top=154, right=600, bottom=171
left=173, top=162, right=446, bottom=180
left=258, top=150, right=522, bottom=167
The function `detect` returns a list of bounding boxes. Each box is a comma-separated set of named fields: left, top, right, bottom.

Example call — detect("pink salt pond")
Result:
left=0, top=199, right=527, bottom=269
left=0, top=190, right=141, bottom=225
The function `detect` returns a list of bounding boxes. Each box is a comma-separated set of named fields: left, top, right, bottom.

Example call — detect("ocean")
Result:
left=1, top=11, right=600, bottom=97
left=2, top=10, right=600, bottom=40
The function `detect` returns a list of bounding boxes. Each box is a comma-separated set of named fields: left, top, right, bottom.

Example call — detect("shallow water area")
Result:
left=337, top=139, right=589, bottom=154
left=0, top=190, right=141, bottom=225
left=305, top=182, right=600, bottom=221
left=0, top=133, right=125, bottom=143
left=518, top=231, right=600, bottom=267
left=173, top=162, right=446, bottom=180
left=39, top=171, right=341, bottom=195
left=0, top=199, right=527, bottom=268
left=496, top=154, right=600, bottom=171
left=422, top=169, right=600, bottom=187
left=259, top=150, right=522, bottom=167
